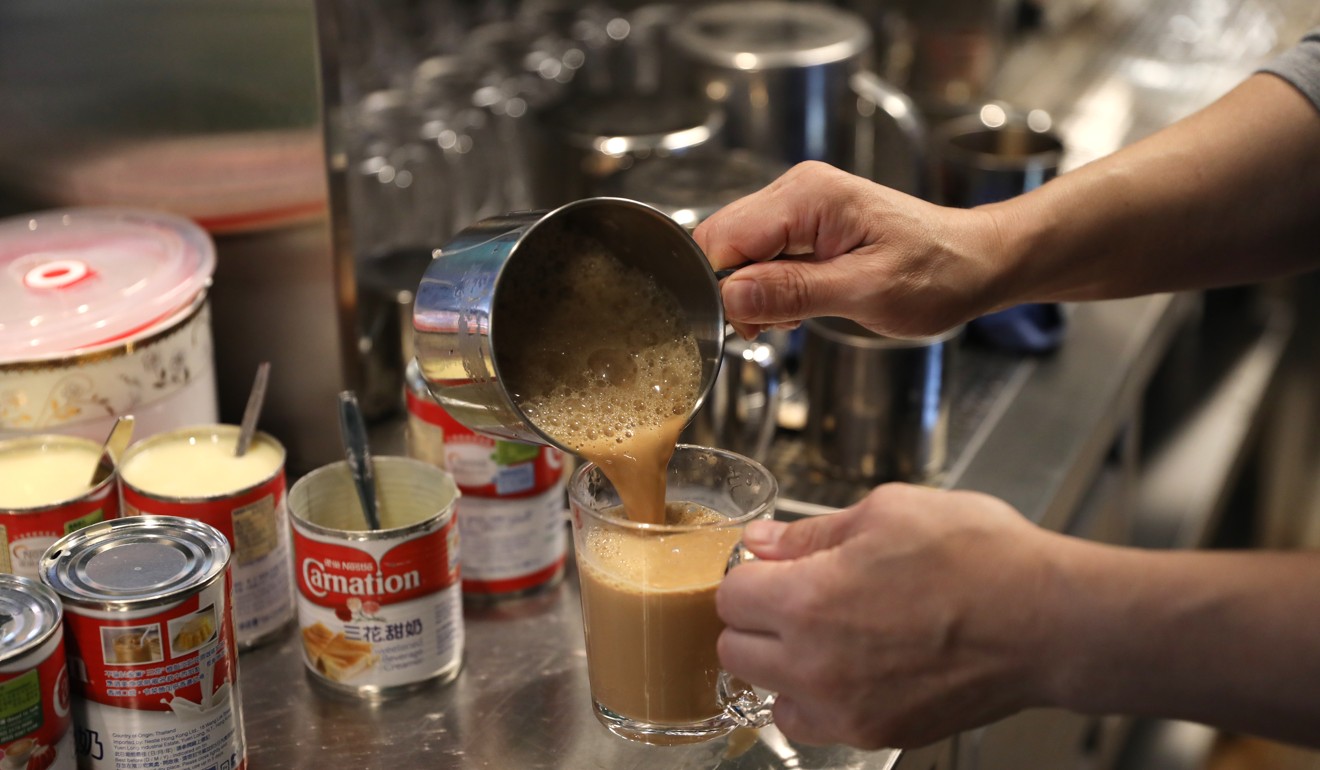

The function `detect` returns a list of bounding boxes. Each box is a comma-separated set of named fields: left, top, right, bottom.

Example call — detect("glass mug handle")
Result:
left=719, top=542, right=777, bottom=728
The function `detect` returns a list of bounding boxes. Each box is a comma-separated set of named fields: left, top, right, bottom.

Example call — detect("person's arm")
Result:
left=695, top=73, right=1320, bottom=339
left=716, top=486, right=1320, bottom=749
left=991, top=73, right=1320, bottom=306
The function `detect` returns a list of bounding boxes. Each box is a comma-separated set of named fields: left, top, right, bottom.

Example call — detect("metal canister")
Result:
left=39, top=516, right=244, bottom=770
left=287, top=456, right=463, bottom=698
left=0, top=435, right=118, bottom=580
left=118, top=425, right=294, bottom=650
left=406, top=359, right=567, bottom=601
left=0, top=575, right=74, bottom=770
left=803, top=318, right=960, bottom=483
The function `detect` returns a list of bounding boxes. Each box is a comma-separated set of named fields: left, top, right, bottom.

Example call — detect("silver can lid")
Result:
left=40, top=515, right=230, bottom=610
left=0, top=574, right=63, bottom=664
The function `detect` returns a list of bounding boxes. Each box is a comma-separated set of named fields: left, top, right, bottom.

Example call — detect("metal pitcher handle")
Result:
left=739, top=340, right=782, bottom=462
left=850, top=70, right=928, bottom=198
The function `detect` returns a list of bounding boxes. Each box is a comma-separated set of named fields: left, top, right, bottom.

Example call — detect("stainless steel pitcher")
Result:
left=803, top=317, right=959, bottom=482
left=411, top=197, right=725, bottom=449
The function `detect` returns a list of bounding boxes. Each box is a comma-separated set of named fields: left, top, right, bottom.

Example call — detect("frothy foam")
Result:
left=496, top=234, right=705, bottom=523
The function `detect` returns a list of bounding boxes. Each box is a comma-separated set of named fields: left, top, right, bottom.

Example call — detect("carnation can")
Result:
left=406, top=361, right=567, bottom=600
left=118, top=425, right=294, bottom=650
left=0, top=575, right=74, bottom=770
left=287, top=456, right=462, bottom=698
left=39, top=516, right=244, bottom=770
left=0, top=435, right=118, bottom=580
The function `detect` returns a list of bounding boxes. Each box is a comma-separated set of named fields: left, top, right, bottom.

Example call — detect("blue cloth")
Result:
left=968, top=303, right=1067, bottom=354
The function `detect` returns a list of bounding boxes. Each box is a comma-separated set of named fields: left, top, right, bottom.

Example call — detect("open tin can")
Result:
left=288, top=456, right=463, bottom=698
left=0, top=434, right=118, bottom=580
left=118, top=425, right=294, bottom=650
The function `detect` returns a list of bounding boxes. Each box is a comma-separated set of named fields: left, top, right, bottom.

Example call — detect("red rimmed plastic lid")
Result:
left=0, top=208, right=215, bottom=362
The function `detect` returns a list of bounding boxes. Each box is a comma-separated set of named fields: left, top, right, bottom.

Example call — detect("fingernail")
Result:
left=744, top=519, right=787, bottom=548
left=723, top=279, right=764, bottom=321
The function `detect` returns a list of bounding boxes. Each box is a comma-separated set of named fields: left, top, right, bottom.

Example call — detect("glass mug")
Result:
left=568, top=444, right=777, bottom=745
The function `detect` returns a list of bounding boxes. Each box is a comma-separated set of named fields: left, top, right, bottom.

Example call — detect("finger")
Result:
left=742, top=509, right=861, bottom=561
left=720, top=257, right=871, bottom=326
left=729, top=320, right=764, bottom=340
left=716, top=629, right=794, bottom=694
left=695, top=161, right=864, bottom=272
left=716, top=560, right=793, bottom=633
left=771, top=696, right=837, bottom=747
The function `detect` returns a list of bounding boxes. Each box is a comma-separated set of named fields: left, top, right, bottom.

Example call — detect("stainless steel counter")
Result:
left=241, top=564, right=916, bottom=770
left=238, top=292, right=1187, bottom=769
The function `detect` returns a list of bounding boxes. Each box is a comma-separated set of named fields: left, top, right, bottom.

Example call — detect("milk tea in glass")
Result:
left=568, top=445, right=777, bottom=745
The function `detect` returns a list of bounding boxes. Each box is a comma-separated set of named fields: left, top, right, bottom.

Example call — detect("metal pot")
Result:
left=671, top=1, right=927, bottom=195
left=803, top=318, right=959, bottom=483
left=411, top=197, right=724, bottom=449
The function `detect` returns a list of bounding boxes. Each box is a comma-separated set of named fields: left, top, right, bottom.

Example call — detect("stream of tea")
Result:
left=495, top=233, right=705, bottom=525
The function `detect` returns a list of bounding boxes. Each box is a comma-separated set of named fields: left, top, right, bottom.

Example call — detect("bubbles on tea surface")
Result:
left=494, top=232, right=706, bottom=454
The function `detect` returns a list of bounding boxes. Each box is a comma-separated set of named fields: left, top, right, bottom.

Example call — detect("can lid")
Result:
left=0, top=574, right=63, bottom=663
left=40, top=516, right=230, bottom=609
left=0, top=208, right=215, bottom=363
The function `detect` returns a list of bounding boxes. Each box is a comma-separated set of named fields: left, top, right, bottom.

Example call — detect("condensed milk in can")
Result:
left=0, top=575, right=74, bottom=770
left=0, top=436, right=118, bottom=580
left=287, top=456, right=463, bottom=698
left=118, top=425, right=294, bottom=649
left=39, top=516, right=245, bottom=770
left=406, top=360, right=567, bottom=600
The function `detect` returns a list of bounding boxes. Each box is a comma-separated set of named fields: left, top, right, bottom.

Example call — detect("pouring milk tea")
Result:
left=412, top=198, right=777, bottom=742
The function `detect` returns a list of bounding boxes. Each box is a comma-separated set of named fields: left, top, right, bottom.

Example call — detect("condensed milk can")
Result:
left=39, top=516, right=245, bottom=770
left=0, top=574, right=74, bottom=770
left=0, top=435, right=118, bottom=580
left=118, top=425, right=295, bottom=649
left=406, top=360, right=567, bottom=600
left=287, top=456, right=463, bottom=698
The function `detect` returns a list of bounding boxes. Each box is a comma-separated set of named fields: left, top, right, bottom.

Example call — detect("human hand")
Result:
left=694, top=162, right=1011, bottom=340
left=716, top=483, right=1079, bottom=749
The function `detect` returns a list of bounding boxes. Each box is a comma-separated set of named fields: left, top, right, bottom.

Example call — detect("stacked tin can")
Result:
left=0, top=575, right=74, bottom=770
left=39, top=516, right=245, bottom=770
left=406, top=360, right=568, bottom=600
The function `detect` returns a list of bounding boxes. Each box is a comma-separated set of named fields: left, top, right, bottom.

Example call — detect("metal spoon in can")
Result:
left=337, top=390, right=383, bottom=531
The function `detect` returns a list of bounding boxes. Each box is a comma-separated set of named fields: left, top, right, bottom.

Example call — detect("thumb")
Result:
left=721, top=258, right=861, bottom=326
left=742, top=509, right=860, bottom=561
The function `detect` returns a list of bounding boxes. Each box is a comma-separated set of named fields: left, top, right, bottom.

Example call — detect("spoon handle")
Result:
left=235, top=362, right=271, bottom=457
left=337, top=391, right=383, bottom=531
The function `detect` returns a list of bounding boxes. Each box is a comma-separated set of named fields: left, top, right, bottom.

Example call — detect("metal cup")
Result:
left=932, top=104, right=1063, bottom=207
left=803, top=317, right=959, bottom=483
left=411, top=197, right=725, bottom=449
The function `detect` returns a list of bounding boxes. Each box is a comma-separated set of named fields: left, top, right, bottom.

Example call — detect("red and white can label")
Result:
left=122, top=476, right=293, bottom=648
left=0, top=631, right=74, bottom=770
left=407, top=390, right=567, bottom=597
left=1, top=491, right=116, bottom=581
left=61, top=577, right=244, bottom=770
left=291, top=517, right=462, bottom=690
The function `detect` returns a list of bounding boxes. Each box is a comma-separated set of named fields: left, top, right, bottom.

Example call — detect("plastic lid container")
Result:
left=0, top=208, right=215, bottom=363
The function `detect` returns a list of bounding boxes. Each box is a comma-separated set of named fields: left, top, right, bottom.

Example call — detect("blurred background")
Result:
left=1, top=1, right=1319, bottom=765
